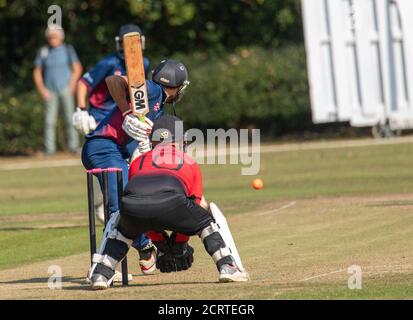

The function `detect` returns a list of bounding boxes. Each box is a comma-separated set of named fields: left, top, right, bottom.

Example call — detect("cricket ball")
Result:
left=252, top=178, right=264, bottom=190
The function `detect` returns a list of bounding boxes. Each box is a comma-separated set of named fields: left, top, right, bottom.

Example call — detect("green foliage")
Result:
left=0, top=88, right=44, bottom=155
left=0, top=0, right=303, bottom=84
left=177, top=45, right=310, bottom=135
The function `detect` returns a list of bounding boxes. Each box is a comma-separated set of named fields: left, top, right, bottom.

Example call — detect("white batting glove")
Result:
left=72, top=108, right=97, bottom=135
left=130, top=138, right=152, bottom=163
left=122, top=114, right=153, bottom=142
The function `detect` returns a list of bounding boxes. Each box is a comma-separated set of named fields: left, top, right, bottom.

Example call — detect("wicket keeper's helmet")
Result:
left=150, top=114, right=185, bottom=143
left=152, top=60, right=189, bottom=88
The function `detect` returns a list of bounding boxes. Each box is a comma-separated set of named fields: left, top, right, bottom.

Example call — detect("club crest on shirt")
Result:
left=153, top=102, right=161, bottom=112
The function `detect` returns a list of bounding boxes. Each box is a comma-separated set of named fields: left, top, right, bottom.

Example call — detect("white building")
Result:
left=301, top=0, right=413, bottom=136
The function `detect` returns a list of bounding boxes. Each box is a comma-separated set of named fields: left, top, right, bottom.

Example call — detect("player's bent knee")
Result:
left=118, top=214, right=146, bottom=239
left=104, top=238, right=129, bottom=261
left=199, top=222, right=233, bottom=269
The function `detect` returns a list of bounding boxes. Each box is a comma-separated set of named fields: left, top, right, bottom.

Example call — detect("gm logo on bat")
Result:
left=131, top=83, right=147, bottom=112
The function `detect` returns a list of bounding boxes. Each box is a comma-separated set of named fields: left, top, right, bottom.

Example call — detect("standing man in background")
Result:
left=33, top=24, right=83, bottom=156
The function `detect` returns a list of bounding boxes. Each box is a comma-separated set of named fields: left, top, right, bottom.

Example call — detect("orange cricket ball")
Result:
left=252, top=178, right=264, bottom=190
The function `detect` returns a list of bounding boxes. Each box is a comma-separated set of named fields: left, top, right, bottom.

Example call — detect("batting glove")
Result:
left=122, top=114, right=153, bottom=142
left=72, top=107, right=97, bottom=135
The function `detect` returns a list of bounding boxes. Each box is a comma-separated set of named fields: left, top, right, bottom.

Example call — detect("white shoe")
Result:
left=90, top=274, right=110, bottom=290
left=139, top=245, right=157, bottom=275
left=87, top=270, right=132, bottom=284
left=219, top=264, right=250, bottom=282
left=112, top=270, right=133, bottom=283
left=95, top=204, right=105, bottom=224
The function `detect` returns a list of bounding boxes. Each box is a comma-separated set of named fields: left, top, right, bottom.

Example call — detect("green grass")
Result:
left=203, top=142, right=413, bottom=212
left=1, top=142, right=413, bottom=267
left=276, top=274, right=413, bottom=299
left=0, top=227, right=88, bottom=269
left=2, top=142, right=413, bottom=216
left=0, top=166, right=86, bottom=216
left=0, top=141, right=413, bottom=299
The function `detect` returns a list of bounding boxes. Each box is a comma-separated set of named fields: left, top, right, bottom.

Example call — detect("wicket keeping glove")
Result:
left=171, top=241, right=194, bottom=272
left=153, top=239, right=176, bottom=273
left=153, top=232, right=194, bottom=273
left=72, top=107, right=97, bottom=135
left=122, top=114, right=153, bottom=142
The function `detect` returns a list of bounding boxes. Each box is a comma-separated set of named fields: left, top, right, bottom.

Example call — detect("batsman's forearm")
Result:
left=77, top=80, right=88, bottom=108
left=106, top=75, right=130, bottom=113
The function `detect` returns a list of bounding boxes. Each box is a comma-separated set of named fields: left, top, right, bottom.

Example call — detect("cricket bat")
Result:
left=123, top=32, right=149, bottom=120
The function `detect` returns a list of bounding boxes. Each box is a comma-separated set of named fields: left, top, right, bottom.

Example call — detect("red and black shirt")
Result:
left=129, top=144, right=203, bottom=204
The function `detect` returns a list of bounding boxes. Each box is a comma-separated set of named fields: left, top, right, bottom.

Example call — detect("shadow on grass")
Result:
left=0, top=276, right=222, bottom=291
left=62, top=280, right=309, bottom=293
left=0, top=276, right=85, bottom=285
left=62, top=280, right=220, bottom=291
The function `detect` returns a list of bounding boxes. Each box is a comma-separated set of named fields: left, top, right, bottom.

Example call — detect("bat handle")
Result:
left=134, top=113, right=146, bottom=123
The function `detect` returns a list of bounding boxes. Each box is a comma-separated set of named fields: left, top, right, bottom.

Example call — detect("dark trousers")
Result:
left=119, top=191, right=213, bottom=239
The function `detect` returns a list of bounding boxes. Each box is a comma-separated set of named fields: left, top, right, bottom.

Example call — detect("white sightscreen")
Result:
left=301, top=0, right=413, bottom=129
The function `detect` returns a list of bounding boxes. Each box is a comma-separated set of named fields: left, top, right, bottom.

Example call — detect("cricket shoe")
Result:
left=86, top=270, right=132, bottom=284
left=112, top=270, right=133, bottom=283
left=138, top=242, right=157, bottom=275
left=219, top=264, right=250, bottom=283
left=90, top=274, right=110, bottom=290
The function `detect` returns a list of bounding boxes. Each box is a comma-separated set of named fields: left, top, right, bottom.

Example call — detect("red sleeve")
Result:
left=191, top=162, right=203, bottom=205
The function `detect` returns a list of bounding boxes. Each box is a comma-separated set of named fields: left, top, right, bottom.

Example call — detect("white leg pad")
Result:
left=92, top=254, right=118, bottom=271
left=110, top=229, right=134, bottom=246
left=89, top=211, right=133, bottom=280
left=199, top=222, right=220, bottom=241
left=211, top=247, right=232, bottom=264
left=209, top=202, right=245, bottom=272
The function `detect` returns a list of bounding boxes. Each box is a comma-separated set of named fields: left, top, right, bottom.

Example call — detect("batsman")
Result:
left=89, top=115, right=249, bottom=289
left=82, top=32, right=190, bottom=275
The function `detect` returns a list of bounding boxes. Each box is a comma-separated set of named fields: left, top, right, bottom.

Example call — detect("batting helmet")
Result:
left=152, top=60, right=189, bottom=88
